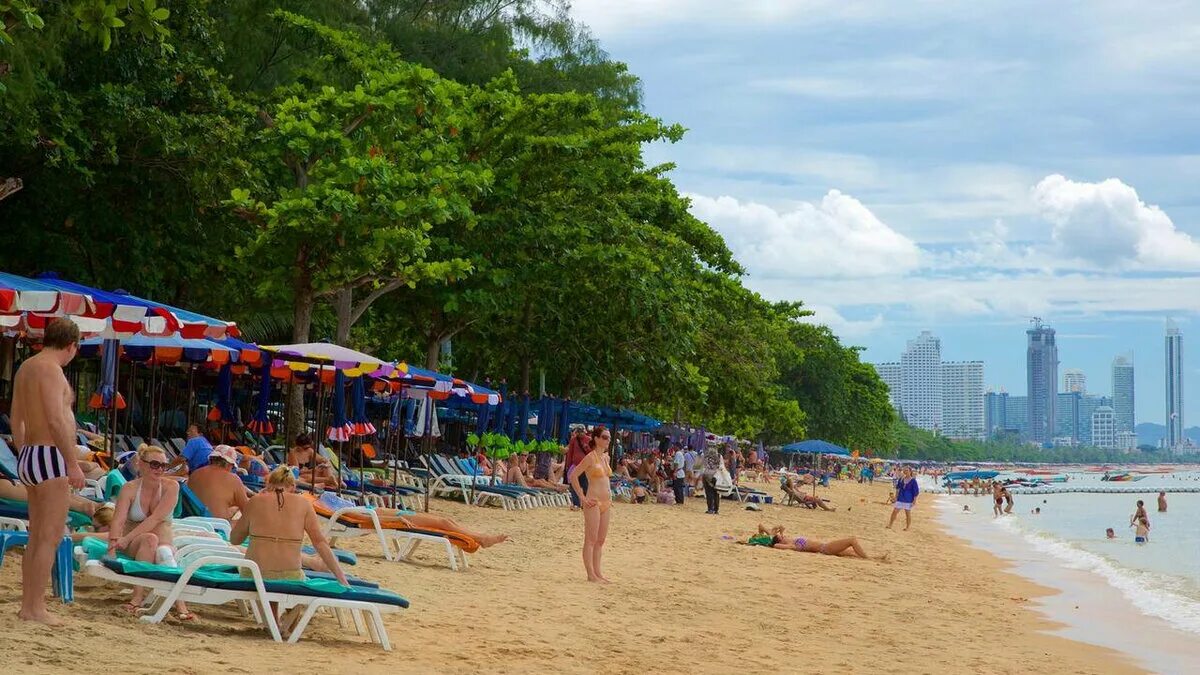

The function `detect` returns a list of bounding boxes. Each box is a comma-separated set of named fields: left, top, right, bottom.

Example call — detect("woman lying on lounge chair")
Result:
left=781, top=476, right=836, bottom=511
left=316, top=491, right=510, bottom=548
left=0, top=475, right=100, bottom=517
left=742, top=524, right=888, bottom=562
left=511, top=453, right=569, bottom=493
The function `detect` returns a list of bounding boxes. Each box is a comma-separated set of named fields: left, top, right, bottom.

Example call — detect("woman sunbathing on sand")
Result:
left=742, top=525, right=888, bottom=561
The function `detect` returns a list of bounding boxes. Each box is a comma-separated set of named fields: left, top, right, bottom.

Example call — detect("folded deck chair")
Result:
left=305, top=493, right=476, bottom=571
left=85, top=556, right=407, bottom=649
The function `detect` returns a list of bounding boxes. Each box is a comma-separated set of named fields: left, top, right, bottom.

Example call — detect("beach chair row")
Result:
left=421, top=454, right=571, bottom=509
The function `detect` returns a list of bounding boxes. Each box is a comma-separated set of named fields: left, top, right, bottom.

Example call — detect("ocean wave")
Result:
left=990, top=516, right=1200, bottom=635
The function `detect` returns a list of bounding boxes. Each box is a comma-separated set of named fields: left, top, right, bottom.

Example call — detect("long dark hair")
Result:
left=588, top=425, right=609, bottom=450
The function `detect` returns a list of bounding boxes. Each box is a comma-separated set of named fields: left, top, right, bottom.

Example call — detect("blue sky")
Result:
left=570, top=1, right=1200, bottom=427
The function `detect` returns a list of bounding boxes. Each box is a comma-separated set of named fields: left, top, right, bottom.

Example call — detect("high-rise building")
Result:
left=1091, top=406, right=1116, bottom=449
left=1078, top=394, right=1111, bottom=446
left=1063, top=369, right=1086, bottom=393
left=984, top=391, right=1008, bottom=436
left=873, top=363, right=902, bottom=410
left=900, top=331, right=942, bottom=432
left=941, top=361, right=985, bottom=439
left=1112, top=355, right=1135, bottom=433
left=1026, top=320, right=1058, bottom=445
left=1006, top=395, right=1029, bottom=438
left=1166, top=322, right=1184, bottom=450
left=1055, top=392, right=1081, bottom=444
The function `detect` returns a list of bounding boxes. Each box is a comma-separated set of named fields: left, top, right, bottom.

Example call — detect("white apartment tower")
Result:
left=942, top=361, right=986, bottom=440
left=874, top=362, right=902, bottom=410
left=901, top=331, right=943, bottom=432
left=1091, top=405, right=1116, bottom=449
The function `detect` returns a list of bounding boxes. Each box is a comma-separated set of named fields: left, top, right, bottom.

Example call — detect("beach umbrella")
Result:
left=518, top=393, right=530, bottom=441
left=88, top=339, right=125, bottom=411
left=327, top=370, right=352, bottom=442
left=557, top=398, right=572, bottom=445
left=246, top=361, right=275, bottom=435
left=207, top=362, right=236, bottom=425
left=349, top=375, right=376, bottom=436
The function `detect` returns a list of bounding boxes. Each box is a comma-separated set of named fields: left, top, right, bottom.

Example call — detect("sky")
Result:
left=568, top=0, right=1200, bottom=428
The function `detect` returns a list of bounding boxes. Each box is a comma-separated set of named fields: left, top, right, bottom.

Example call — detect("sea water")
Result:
left=932, top=471, right=1200, bottom=673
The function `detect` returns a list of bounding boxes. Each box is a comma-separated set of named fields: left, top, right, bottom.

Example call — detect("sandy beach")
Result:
left=0, top=479, right=1141, bottom=674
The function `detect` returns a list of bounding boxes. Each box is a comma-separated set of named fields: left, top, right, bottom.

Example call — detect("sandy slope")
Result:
left=0, top=478, right=1140, bottom=674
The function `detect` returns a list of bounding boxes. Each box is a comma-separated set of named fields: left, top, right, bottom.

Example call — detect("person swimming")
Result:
left=1133, top=515, right=1150, bottom=544
left=1106, top=528, right=1116, bottom=539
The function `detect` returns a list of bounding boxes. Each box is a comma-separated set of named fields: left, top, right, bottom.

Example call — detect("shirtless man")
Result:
left=10, top=318, right=83, bottom=625
left=186, top=445, right=249, bottom=520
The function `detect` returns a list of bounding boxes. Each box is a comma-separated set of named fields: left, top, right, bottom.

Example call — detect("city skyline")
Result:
left=874, top=330, right=984, bottom=440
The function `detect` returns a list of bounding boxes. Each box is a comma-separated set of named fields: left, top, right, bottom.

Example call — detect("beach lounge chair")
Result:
left=82, top=553, right=407, bottom=649
left=307, top=494, right=476, bottom=571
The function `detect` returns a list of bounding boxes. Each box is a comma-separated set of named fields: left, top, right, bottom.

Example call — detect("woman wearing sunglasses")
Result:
left=107, top=444, right=193, bottom=620
left=569, top=426, right=613, bottom=582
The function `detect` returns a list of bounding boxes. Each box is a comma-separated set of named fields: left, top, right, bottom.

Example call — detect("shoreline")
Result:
left=935, top=492, right=1200, bottom=674
left=0, top=480, right=1145, bottom=674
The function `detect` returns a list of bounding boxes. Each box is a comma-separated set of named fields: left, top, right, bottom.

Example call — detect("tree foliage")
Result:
left=0, top=0, right=898, bottom=448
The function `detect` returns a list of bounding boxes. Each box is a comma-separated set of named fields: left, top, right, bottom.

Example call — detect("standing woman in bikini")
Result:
left=107, top=444, right=192, bottom=619
left=570, top=426, right=612, bottom=582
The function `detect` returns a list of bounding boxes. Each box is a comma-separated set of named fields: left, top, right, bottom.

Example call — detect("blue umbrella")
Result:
left=327, top=370, right=352, bottom=442
left=557, top=398, right=572, bottom=445
left=247, top=361, right=275, bottom=435
left=87, top=339, right=124, bottom=410
left=350, top=375, right=376, bottom=436
left=779, top=439, right=850, bottom=456
left=208, top=362, right=236, bottom=424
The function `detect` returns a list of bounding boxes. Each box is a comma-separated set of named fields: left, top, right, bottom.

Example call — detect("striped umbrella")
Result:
left=246, top=361, right=275, bottom=435
left=326, top=370, right=353, bottom=442
left=349, top=375, right=376, bottom=436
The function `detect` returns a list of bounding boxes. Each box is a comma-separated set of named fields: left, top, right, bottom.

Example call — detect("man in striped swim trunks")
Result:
left=10, top=317, right=83, bottom=625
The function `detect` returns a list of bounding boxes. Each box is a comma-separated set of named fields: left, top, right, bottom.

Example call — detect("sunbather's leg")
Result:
left=402, top=514, right=509, bottom=548
left=592, top=508, right=610, bottom=583
left=19, top=478, right=70, bottom=626
left=299, top=553, right=327, bottom=572
left=125, top=532, right=160, bottom=607
left=582, top=506, right=600, bottom=581
left=819, top=537, right=868, bottom=559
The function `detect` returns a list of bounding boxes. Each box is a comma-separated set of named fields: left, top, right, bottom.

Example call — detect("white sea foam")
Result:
left=989, top=510, right=1200, bottom=635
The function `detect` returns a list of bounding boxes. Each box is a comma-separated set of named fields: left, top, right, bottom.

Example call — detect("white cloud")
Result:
left=798, top=304, right=884, bottom=340
left=747, top=57, right=1028, bottom=101
left=688, top=191, right=921, bottom=279
left=1032, top=174, right=1200, bottom=270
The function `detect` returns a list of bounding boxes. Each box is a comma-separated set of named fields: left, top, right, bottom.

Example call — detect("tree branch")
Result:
left=349, top=277, right=408, bottom=325
left=342, top=105, right=374, bottom=136
left=257, top=109, right=275, bottom=128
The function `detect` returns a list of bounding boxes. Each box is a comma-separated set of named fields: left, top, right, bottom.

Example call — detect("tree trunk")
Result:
left=519, top=355, right=532, bottom=396
left=285, top=250, right=314, bottom=444
left=333, top=287, right=353, bottom=346
left=425, top=335, right=440, bottom=370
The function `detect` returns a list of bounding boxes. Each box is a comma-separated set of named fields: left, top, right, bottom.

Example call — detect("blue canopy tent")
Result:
left=780, top=439, right=850, bottom=456
left=779, top=439, right=850, bottom=496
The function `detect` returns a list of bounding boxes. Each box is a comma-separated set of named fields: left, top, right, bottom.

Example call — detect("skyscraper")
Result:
left=901, top=331, right=943, bottom=432
left=1063, top=369, right=1086, bottom=393
left=1026, top=320, right=1058, bottom=445
left=1166, top=321, right=1184, bottom=450
left=1111, top=355, right=1135, bottom=434
left=984, top=391, right=1008, bottom=436
left=873, top=362, right=902, bottom=410
left=941, top=361, right=985, bottom=439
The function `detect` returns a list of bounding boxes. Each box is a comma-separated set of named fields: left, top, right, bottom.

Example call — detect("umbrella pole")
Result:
left=311, top=374, right=324, bottom=492
left=185, top=365, right=195, bottom=430
left=422, top=397, right=432, bottom=513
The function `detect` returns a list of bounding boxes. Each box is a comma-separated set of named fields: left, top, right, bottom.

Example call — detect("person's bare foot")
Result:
left=596, top=574, right=611, bottom=583
left=18, top=608, right=65, bottom=626
left=479, top=534, right=510, bottom=548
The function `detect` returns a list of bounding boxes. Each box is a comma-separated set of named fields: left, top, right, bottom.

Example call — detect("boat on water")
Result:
left=1102, top=472, right=1146, bottom=482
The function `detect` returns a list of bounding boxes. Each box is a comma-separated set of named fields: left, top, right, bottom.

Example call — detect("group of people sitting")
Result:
left=53, top=425, right=511, bottom=622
